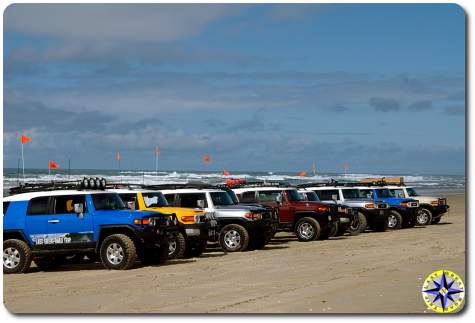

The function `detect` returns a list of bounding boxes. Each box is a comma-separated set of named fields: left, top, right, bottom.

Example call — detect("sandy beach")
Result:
left=3, top=193, right=465, bottom=314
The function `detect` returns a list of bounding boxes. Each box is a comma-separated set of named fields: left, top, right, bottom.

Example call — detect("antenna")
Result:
left=68, top=158, right=71, bottom=180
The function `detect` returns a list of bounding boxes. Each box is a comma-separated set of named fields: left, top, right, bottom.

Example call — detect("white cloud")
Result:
left=4, top=4, right=238, bottom=43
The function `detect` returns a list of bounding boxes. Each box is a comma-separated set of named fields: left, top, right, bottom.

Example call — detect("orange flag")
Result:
left=115, top=152, right=121, bottom=161
left=203, top=154, right=211, bottom=163
left=298, top=171, right=307, bottom=177
left=223, top=170, right=231, bottom=176
left=155, top=146, right=160, bottom=157
left=20, top=134, right=30, bottom=144
left=49, top=160, right=59, bottom=169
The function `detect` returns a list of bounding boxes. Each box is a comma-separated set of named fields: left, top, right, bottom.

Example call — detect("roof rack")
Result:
left=226, top=179, right=293, bottom=189
left=297, top=179, right=378, bottom=188
left=359, top=177, right=405, bottom=186
left=9, top=177, right=108, bottom=195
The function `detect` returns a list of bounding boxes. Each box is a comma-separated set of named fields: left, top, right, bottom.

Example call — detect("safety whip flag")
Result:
left=49, top=160, right=59, bottom=169
left=155, top=146, right=160, bottom=157
left=115, top=152, right=121, bottom=161
left=298, top=171, right=307, bottom=177
left=20, top=134, right=31, bottom=144
left=203, top=154, right=211, bottom=164
left=19, top=133, right=31, bottom=179
left=223, top=170, right=231, bottom=176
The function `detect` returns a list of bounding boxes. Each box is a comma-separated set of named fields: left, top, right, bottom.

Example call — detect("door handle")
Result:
left=48, top=219, right=60, bottom=224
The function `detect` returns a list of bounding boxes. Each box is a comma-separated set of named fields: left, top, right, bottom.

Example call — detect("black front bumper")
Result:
left=183, top=220, right=219, bottom=241
left=399, top=207, right=419, bottom=224
left=433, top=204, right=450, bottom=216
left=138, top=214, right=180, bottom=248
left=361, top=208, right=390, bottom=225
left=246, top=217, right=277, bottom=239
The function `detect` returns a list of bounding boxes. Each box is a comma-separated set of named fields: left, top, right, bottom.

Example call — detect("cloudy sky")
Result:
left=3, top=3, right=465, bottom=174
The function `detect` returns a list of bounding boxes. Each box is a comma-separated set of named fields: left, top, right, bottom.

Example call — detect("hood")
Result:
left=288, top=200, right=329, bottom=210
left=215, top=204, right=265, bottom=212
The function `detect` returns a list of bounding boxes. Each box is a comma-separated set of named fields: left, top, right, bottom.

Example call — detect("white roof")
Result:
left=3, top=190, right=112, bottom=202
left=232, top=187, right=294, bottom=194
left=160, top=188, right=224, bottom=194
left=108, top=189, right=157, bottom=194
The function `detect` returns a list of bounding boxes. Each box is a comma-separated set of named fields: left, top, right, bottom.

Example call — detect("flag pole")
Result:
left=21, top=141, right=25, bottom=180
left=17, top=158, right=20, bottom=185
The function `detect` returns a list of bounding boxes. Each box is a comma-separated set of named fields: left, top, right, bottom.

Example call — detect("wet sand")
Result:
left=3, top=193, right=465, bottom=314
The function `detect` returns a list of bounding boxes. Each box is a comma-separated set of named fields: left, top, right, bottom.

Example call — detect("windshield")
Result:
left=375, top=189, right=394, bottom=198
left=93, top=193, right=127, bottom=210
left=287, top=189, right=305, bottom=201
left=224, top=189, right=239, bottom=204
left=304, top=191, right=320, bottom=201
left=342, top=189, right=365, bottom=199
left=406, top=187, right=418, bottom=197
left=210, top=191, right=235, bottom=206
left=142, top=192, right=168, bottom=208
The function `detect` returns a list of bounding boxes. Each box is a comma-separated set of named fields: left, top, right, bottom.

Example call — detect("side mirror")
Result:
left=127, top=201, right=136, bottom=210
left=197, top=200, right=205, bottom=208
left=74, top=203, right=84, bottom=219
left=331, top=194, right=338, bottom=201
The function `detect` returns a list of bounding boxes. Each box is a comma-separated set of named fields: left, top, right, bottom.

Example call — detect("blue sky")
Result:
left=3, top=3, right=465, bottom=174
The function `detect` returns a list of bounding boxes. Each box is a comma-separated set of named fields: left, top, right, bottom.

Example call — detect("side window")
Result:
left=164, top=194, right=176, bottom=206
left=316, top=190, right=339, bottom=200
left=256, top=190, right=281, bottom=202
left=359, top=189, right=373, bottom=199
left=390, top=189, right=404, bottom=198
left=240, top=191, right=256, bottom=203
left=178, top=193, right=207, bottom=208
left=27, top=197, right=51, bottom=215
left=118, top=194, right=138, bottom=209
left=3, top=202, right=10, bottom=215
left=53, top=195, right=87, bottom=214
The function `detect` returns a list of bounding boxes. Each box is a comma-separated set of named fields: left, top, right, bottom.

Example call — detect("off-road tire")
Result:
left=295, top=217, right=321, bottom=242
left=431, top=217, right=442, bottom=224
left=184, top=240, right=207, bottom=258
left=370, top=220, right=388, bottom=232
left=387, top=210, right=403, bottom=230
left=416, top=208, right=433, bottom=226
left=140, top=243, right=169, bottom=265
left=168, top=232, right=186, bottom=259
left=402, top=215, right=416, bottom=228
left=249, top=234, right=268, bottom=250
left=348, top=212, right=367, bottom=235
left=219, top=224, right=250, bottom=252
left=100, top=234, right=137, bottom=270
left=3, top=239, right=32, bottom=274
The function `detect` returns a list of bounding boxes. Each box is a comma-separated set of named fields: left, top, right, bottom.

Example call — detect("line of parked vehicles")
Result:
left=2, top=177, right=449, bottom=274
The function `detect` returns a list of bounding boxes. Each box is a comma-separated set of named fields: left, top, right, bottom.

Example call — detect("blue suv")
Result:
left=3, top=183, right=178, bottom=273
left=357, top=187, right=419, bottom=229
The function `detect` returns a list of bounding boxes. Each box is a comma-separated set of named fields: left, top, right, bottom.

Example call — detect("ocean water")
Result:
left=2, top=168, right=465, bottom=197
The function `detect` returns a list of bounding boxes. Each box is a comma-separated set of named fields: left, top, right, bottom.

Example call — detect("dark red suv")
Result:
left=230, top=185, right=349, bottom=241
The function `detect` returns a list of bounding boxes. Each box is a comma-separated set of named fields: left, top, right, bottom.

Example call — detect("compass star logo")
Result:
left=422, top=270, right=465, bottom=313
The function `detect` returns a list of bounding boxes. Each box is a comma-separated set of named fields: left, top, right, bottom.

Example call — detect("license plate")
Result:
left=208, top=229, right=216, bottom=237
left=380, top=210, right=384, bottom=215
left=210, top=220, right=218, bottom=227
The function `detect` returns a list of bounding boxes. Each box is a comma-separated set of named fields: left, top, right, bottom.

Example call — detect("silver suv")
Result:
left=298, top=184, right=390, bottom=232
left=158, top=186, right=276, bottom=252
